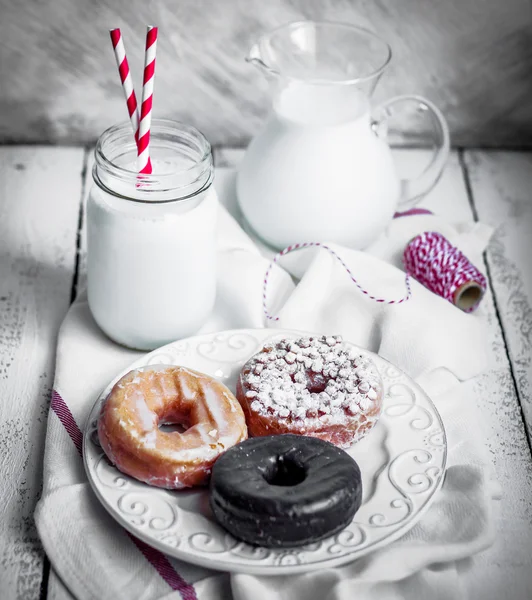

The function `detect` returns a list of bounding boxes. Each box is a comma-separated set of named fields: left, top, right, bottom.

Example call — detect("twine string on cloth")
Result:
left=263, top=242, right=412, bottom=321
left=263, top=233, right=487, bottom=321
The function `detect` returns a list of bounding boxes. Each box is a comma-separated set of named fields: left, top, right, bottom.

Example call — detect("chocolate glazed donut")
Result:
left=209, top=434, right=363, bottom=548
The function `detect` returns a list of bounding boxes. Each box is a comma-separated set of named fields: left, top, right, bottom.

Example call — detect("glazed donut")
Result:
left=98, top=365, right=247, bottom=489
left=210, top=434, right=363, bottom=548
left=237, top=335, right=383, bottom=448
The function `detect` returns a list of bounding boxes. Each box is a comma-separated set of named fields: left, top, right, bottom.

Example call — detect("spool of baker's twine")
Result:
left=263, top=232, right=486, bottom=321
left=403, top=231, right=487, bottom=313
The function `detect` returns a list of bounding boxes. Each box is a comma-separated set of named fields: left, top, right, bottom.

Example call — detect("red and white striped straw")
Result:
left=109, top=28, right=153, bottom=174
left=109, top=29, right=140, bottom=139
left=137, top=26, right=158, bottom=175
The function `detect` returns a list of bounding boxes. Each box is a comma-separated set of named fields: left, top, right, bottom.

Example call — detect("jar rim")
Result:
left=93, top=118, right=213, bottom=204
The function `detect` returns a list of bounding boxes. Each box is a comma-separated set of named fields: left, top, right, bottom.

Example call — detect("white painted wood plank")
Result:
left=460, top=147, right=532, bottom=597
left=465, top=151, right=532, bottom=439
left=75, top=150, right=94, bottom=296
left=459, top=150, right=532, bottom=598
left=0, top=147, right=85, bottom=599
left=214, top=147, right=532, bottom=598
left=460, top=278, right=532, bottom=599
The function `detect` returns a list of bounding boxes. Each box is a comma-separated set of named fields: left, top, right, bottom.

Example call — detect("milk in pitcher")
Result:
left=238, top=81, right=399, bottom=249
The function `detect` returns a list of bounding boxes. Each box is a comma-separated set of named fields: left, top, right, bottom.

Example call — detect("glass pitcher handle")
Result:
left=372, top=95, right=450, bottom=209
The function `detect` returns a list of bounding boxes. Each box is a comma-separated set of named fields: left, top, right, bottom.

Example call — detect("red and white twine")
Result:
left=263, top=232, right=486, bottom=321
left=263, top=242, right=412, bottom=321
left=137, top=26, right=158, bottom=175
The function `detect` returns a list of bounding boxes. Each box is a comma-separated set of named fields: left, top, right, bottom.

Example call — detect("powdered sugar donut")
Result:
left=98, top=365, right=247, bottom=489
left=236, top=336, right=383, bottom=448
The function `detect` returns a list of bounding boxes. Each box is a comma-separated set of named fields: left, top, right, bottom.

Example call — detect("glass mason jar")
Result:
left=88, top=119, right=217, bottom=350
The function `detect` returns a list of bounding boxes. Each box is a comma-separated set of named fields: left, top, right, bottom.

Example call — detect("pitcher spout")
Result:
left=245, top=21, right=392, bottom=88
left=246, top=41, right=274, bottom=74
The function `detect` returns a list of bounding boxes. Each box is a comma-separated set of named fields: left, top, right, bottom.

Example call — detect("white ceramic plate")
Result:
left=83, top=329, right=447, bottom=575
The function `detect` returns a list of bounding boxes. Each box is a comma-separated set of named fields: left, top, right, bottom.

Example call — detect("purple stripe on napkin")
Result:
left=51, top=390, right=83, bottom=455
left=393, top=208, right=434, bottom=218
left=50, top=389, right=198, bottom=600
left=128, top=533, right=198, bottom=600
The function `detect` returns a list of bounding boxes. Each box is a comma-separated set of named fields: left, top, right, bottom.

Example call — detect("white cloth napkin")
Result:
left=35, top=169, right=500, bottom=600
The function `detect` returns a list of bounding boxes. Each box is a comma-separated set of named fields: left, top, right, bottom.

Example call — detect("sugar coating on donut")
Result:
left=98, top=365, right=248, bottom=489
left=242, top=335, right=381, bottom=428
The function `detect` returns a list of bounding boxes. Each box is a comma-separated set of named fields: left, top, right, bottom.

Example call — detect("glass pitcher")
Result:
left=236, top=21, right=450, bottom=250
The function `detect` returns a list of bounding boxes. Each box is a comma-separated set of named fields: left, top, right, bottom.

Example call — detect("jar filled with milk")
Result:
left=88, top=119, right=217, bottom=350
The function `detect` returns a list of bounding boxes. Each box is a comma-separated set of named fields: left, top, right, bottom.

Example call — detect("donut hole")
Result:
left=157, top=406, right=190, bottom=434
left=158, top=422, right=188, bottom=433
left=263, top=455, right=307, bottom=487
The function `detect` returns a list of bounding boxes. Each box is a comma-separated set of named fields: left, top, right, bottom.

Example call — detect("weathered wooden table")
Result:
left=1, top=147, right=531, bottom=600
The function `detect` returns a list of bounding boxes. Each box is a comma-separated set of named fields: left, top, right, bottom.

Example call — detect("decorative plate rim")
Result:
left=83, top=328, right=447, bottom=575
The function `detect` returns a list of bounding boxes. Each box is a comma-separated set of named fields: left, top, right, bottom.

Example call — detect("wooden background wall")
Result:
left=0, top=0, right=531, bottom=147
